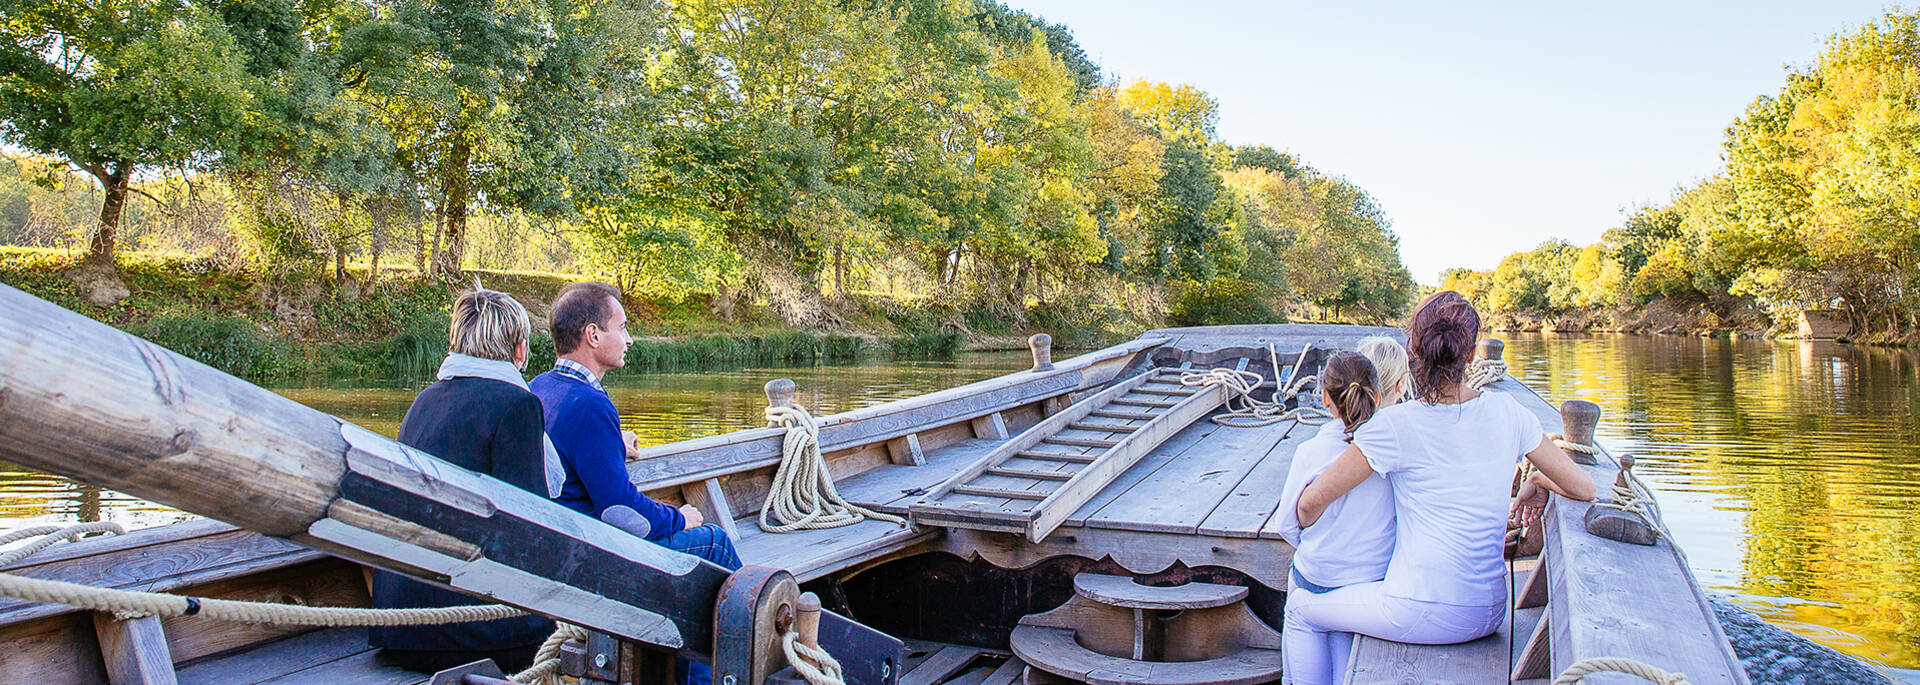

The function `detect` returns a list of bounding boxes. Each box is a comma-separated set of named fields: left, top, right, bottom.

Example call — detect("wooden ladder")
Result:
left=908, top=365, right=1231, bottom=543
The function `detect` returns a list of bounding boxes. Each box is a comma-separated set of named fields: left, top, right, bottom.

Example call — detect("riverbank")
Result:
left=1479, top=296, right=1780, bottom=338
left=0, top=247, right=1127, bottom=382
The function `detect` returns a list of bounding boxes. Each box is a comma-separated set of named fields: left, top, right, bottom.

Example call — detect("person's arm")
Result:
left=1271, top=450, right=1318, bottom=545
left=489, top=392, right=550, bottom=495
left=573, top=403, right=684, bottom=538
left=1296, top=444, right=1375, bottom=528
left=1523, top=435, right=1597, bottom=501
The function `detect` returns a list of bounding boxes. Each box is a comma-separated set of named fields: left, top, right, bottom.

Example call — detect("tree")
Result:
left=0, top=0, right=259, bottom=293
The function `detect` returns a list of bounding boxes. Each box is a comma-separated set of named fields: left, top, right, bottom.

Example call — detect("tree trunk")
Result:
left=833, top=243, right=846, bottom=299
left=433, top=139, right=472, bottom=278
left=83, top=167, right=130, bottom=272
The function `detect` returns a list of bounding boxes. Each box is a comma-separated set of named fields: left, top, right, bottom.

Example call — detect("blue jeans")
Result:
left=652, top=523, right=742, bottom=685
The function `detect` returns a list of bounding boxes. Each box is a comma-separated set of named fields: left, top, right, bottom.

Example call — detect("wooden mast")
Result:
left=0, top=283, right=728, bottom=651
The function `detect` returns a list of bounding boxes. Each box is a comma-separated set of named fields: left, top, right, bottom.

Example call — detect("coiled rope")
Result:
left=1589, top=460, right=1670, bottom=539
left=782, top=631, right=848, bottom=685
left=1553, top=656, right=1689, bottom=684
left=511, top=622, right=590, bottom=685
left=1180, top=368, right=1330, bottom=428
left=1466, top=357, right=1508, bottom=389
left=761, top=405, right=908, bottom=533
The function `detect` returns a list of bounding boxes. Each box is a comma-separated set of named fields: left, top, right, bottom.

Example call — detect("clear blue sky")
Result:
left=1007, top=1, right=1898, bottom=284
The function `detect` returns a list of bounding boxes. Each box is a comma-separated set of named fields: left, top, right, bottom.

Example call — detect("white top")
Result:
left=1352, top=390, right=1543, bottom=607
left=1274, top=422, right=1396, bottom=588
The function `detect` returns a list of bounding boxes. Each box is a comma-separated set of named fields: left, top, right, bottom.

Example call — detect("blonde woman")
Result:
left=368, top=289, right=557, bottom=673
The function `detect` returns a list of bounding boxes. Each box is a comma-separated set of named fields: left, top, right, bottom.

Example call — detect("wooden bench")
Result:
left=1343, top=561, right=1547, bottom=685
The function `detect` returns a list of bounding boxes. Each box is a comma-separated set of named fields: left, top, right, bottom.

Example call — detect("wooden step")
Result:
left=1109, top=397, right=1177, bottom=408
left=1010, top=625, right=1284, bottom=685
left=953, top=485, right=1050, bottom=501
left=1042, top=436, right=1119, bottom=448
left=1067, top=421, right=1138, bottom=433
left=1090, top=409, right=1158, bottom=420
left=986, top=467, right=1075, bottom=481
left=1072, top=573, right=1248, bottom=610
left=1136, top=387, right=1195, bottom=396
left=1018, top=451, right=1098, bottom=463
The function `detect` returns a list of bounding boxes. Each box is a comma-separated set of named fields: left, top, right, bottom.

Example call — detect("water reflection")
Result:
left=1504, top=335, right=1920, bottom=672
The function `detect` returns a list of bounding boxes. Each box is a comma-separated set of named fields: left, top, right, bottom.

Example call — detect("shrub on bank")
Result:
left=130, top=314, right=286, bottom=379
left=1169, top=278, right=1283, bottom=327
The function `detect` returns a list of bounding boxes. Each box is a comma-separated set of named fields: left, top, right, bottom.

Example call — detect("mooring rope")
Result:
left=1589, top=461, right=1670, bottom=539
left=511, top=622, right=591, bottom=684
left=0, top=524, right=526, bottom=625
left=782, top=631, right=848, bottom=685
left=1180, top=368, right=1331, bottom=428
left=1466, top=357, right=1508, bottom=389
left=1553, top=656, right=1689, bottom=684
left=1548, top=432, right=1600, bottom=456
left=761, top=405, right=908, bottom=533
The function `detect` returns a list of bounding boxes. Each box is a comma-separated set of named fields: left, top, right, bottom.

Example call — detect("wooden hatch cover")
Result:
left=908, top=366, right=1232, bottom=542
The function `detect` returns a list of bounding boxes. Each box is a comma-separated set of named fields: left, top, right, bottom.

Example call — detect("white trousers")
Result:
left=1281, top=579, right=1504, bottom=685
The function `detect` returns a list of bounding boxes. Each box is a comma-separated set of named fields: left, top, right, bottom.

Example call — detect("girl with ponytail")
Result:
left=1275, top=352, right=1397, bottom=682
left=1281, top=293, right=1597, bottom=685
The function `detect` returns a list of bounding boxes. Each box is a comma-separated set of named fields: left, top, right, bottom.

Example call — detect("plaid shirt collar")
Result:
left=551, top=358, right=604, bottom=392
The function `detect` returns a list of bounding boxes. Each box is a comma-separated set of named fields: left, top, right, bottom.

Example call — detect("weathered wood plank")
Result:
left=1024, top=383, right=1229, bottom=542
left=733, top=518, right=934, bottom=582
left=835, top=439, right=1006, bottom=514
left=886, top=434, right=927, bottom=466
left=1063, top=420, right=1220, bottom=528
left=972, top=412, right=1012, bottom=441
left=1082, top=416, right=1291, bottom=536
left=172, top=627, right=372, bottom=685
left=904, top=644, right=989, bottom=685
left=681, top=477, right=741, bottom=540
left=1072, top=574, right=1247, bottom=610
left=941, top=526, right=1290, bottom=590
left=1066, top=421, right=1138, bottom=433
left=94, top=613, right=177, bottom=685
left=1041, top=436, right=1119, bottom=449
left=1198, top=426, right=1313, bottom=538
left=984, top=467, right=1075, bottom=482
left=1016, top=451, right=1097, bottom=464
left=0, top=524, right=322, bottom=627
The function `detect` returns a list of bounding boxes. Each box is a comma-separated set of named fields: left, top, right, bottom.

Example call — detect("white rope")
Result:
left=1590, top=463, right=1670, bottom=539
left=0, top=524, right=528, bottom=625
left=510, top=622, right=591, bottom=684
left=1548, top=433, right=1600, bottom=456
left=1466, top=357, right=1508, bottom=389
left=761, top=405, right=908, bottom=533
left=782, top=631, right=848, bottom=685
left=1553, top=656, right=1689, bottom=684
left=1180, top=368, right=1331, bottom=428
left=0, top=522, right=126, bottom=566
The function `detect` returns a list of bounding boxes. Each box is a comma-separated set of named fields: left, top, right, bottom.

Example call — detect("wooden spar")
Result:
left=0, top=283, right=724, bottom=651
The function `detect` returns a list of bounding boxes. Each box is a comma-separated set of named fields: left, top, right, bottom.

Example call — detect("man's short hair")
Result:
left=448, top=289, right=531, bottom=362
left=551, top=281, right=623, bottom=355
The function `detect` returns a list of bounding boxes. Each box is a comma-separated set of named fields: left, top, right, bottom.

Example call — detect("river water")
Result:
left=2, top=337, right=1917, bottom=677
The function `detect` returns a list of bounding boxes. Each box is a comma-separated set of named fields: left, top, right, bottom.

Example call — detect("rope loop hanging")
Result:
left=782, top=630, right=849, bottom=685
left=1466, top=357, right=1508, bottom=389
left=1548, top=432, right=1600, bottom=456
left=1552, top=656, right=1690, bottom=684
left=510, top=622, right=591, bottom=685
left=1590, top=462, right=1670, bottom=539
left=761, top=405, right=908, bottom=533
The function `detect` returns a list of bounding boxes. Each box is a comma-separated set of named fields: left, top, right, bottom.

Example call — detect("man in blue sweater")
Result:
left=530, top=281, right=742, bottom=567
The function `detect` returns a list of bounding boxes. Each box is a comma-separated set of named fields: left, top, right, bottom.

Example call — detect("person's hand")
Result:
left=1510, top=476, right=1549, bottom=527
left=680, top=503, right=705, bottom=530
left=622, top=430, right=641, bottom=461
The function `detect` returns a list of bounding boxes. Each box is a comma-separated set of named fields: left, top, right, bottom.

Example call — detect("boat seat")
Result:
left=1072, top=573, right=1247, bottom=610
left=174, top=627, right=425, bottom=685
left=1009, top=625, right=1285, bottom=685
left=1013, top=573, right=1285, bottom=685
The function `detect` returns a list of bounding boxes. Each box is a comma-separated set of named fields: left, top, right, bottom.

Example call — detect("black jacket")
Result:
left=368, top=377, right=556, bottom=653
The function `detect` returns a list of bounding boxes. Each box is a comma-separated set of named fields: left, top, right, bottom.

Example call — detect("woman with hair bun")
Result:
left=1283, top=291, right=1597, bottom=685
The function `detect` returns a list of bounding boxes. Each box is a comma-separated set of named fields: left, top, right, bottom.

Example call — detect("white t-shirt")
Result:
left=1274, top=422, right=1396, bottom=588
left=1352, top=390, right=1543, bottom=607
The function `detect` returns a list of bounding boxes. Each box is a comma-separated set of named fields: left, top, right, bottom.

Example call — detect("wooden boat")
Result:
left=0, top=282, right=1748, bottom=685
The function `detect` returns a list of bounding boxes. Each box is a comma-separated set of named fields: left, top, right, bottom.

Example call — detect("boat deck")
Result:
left=734, top=400, right=1315, bottom=590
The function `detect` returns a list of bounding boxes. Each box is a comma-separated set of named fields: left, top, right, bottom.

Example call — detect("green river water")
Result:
left=3, top=337, right=1918, bottom=677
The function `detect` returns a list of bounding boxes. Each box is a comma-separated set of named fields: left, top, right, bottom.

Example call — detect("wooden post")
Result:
left=1559, top=400, right=1601, bottom=465
left=797, top=592, right=822, bottom=651
left=1029, top=333, right=1055, bottom=372
left=92, top=613, right=176, bottom=685
left=765, top=378, right=796, bottom=421
left=885, top=434, right=925, bottom=466
left=1583, top=454, right=1659, bottom=546
left=1476, top=338, right=1505, bottom=361
left=682, top=478, right=740, bottom=540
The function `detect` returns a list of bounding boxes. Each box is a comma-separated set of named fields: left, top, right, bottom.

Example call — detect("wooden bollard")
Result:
left=1583, top=454, right=1659, bottom=546
left=1559, top=400, right=1601, bottom=465
left=1477, top=338, right=1505, bottom=361
left=1030, top=333, right=1055, bottom=372
left=766, top=379, right=796, bottom=409
left=797, top=592, right=822, bottom=651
